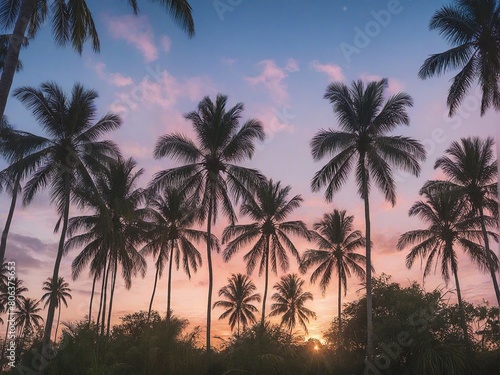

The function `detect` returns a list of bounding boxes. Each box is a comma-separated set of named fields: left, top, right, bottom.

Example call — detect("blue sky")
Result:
left=1, top=0, right=498, bottom=343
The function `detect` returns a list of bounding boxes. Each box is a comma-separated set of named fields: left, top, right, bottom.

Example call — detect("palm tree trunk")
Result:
left=478, top=206, right=500, bottom=307
left=148, top=263, right=160, bottom=321
left=0, top=172, right=21, bottom=262
left=361, top=158, right=374, bottom=360
left=100, top=257, right=111, bottom=336
left=0, top=318, right=10, bottom=362
left=261, top=235, right=270, bottom=330
left=338, top=265, right=342, bottom=350
left=167, top=240, right=175, bottom=322
left=54, top=306, right=61, bottom=342
left=206, top=200, right=214, bottom=356
left=0, top=0, right=35, bottom=120
left=88, top=272, right=98, bottom=327
left=41, top=178, right=70, bottom=365
left=106, top=257, right=118, bottom=337
left=452, top=264, right=471, bottom=354
left=96, top=258, right=108, bottom=333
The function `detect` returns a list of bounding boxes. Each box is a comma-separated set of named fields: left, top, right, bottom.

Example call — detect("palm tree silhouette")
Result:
left=0, top=276, right=27, bottom=361
left=310, top=78, right=426, bottom=358
left=269, top=274, right=316, bottom=335
left=222, top=178, right=310, bottom=329
left=151, top=93, right=265, bottom=353
left=213, top=273, right=261, bottom=336
left=419, top=0, right=500, bottom=116
left=141, top=187, right=209, bottom=321
left=67, top=157, right=147, bottom=336
left=9, top=82, right=121, bottom=347
left=300, top=209, right=367, bottom=348
left=15, top=297, right=43, bottom=351
left=398, top=184, right=498, bottom=354
left=41, top=277, right=72, bottom=342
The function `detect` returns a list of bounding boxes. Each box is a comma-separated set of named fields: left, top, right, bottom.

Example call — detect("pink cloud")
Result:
left=91, top=61, right=133, bottom=87
left=160, top=35, right=171, bottom=52
left=245, top=60, right=291, bottom=104
left=105, top=15, right=158, bottom=62
left=311, top=61, right=345, bottom=82
left=285, top=58, right=300, bottom=72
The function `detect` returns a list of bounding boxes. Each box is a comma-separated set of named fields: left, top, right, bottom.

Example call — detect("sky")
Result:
left=1, top=0, right=498, bottom=346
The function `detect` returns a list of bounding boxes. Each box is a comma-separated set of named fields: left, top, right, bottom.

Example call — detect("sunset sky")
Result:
left=1, top=0, right=498, bottom=345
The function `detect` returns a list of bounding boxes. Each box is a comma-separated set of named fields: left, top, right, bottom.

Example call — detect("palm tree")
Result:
left=67, top=157, right=148, bottom=337
left=0, top=277, right=27, bottom=360
left=222, top=178, right=310, bottom=329
left=213, top=273, right=261, bottom=336
left=0, top=0, right=195, bottom=121
left=41, top=277, right=72, bottom=342
left=151, top=93, right=265, bottom=353
left=418, top=0, right=500, bottom=116
left=141, top=187, right=206, bottom=322
left=427, top=137, right=499, bottom=308
left=269, top=274, right=316, bottom=335
left=310, top=78, right=426, bottom=358
left=15, top=298, right=43, bottom=351
left=397, top=184, right=498, bottom=354
left=6, top=82, right=121, bottom=349
left=300, top=209, right=367, bottom=348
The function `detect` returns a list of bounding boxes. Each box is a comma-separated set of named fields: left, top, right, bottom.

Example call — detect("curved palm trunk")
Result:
left=54, top=306, right=61, bottom=342
left=148, top=263, right=160, bottom=321
left=100, top=257, right=112, bottom=336
left=452, top=264, right=471, bottom=354
left=478, top=206, right=500, bottom=307
left=166, top=239, right=175, bottom=322
left=41, top=179, right=70, bottom=364
left=88, top=272, right=98, bottom=327
left=0, top=173, right=21, bottom=262
left=0, top=0, right=36, bottom=120
left=261, top=235, right=270, bottom=330
left=360, top=159, right=374, bottom=360
left=96, top=257, right=108, bottom=333
left=106, top=257, right=118, bottom=337
left=206, top=201, right=214, bottom=357
left=338, top=264, right=342, bottom=350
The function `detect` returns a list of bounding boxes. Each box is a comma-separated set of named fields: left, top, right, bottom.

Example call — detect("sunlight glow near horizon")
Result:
left=0, top=0, right=497, bottom=342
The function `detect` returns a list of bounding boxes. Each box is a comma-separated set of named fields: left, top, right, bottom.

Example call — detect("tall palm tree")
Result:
left=300, top=209, right=367, bottom=348
left=428, top=137, right=499, bottom=308
left=222, top=178, right=310, bottom=329
left=41, top=277, right=72, bottom=342
left=6, top=82, right=121, bottom=349
left=397, top=184, right=498, bottom=354
left=269, top=274, right=316, bottom=335
left=213, top=273, right=261, bottom=336
left=15, top=297, right=43, bottom=351
left=0, top=0, right=195, bottom=121
left=67, top=157, right=147, bottom=337
left=141, top=187, right=207, bottom=322
left=151, top=93, right=265, bottom=353
left=418, top=0, right=500, bottom=116
left=310, top=78, right=426, bottom=358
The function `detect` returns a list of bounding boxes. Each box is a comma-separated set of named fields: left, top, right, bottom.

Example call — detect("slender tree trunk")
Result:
left=41, top=179, right=70, bottom=371
left=148, top=264, right=160, bottom=321
left=106, top=257, right=118, bottom=337
left=261, top=235, right=270, bottom=330
left=54, top=306, right=61, bottom=342
left=0, top=172, right=21, bottom=262
left=88, top=272, right=98, bottom=327
left=0, top=0, right=35, bottom=120
left=96, top=257, right=108, bottom=333
left=167, top=240, right=174, bottom=322
left=206, top=201, right=213, bottom=357
left=338, top=265, right=342, bottom=350
left=100, top=257, right=111, bottom=336
left=237, top=319, right=240, bottom=337
left=452, top=264, right=472, bottom=355
left=360, top=157, right=373, bottom=360
left=479, top=206, right=500, bottom=307
left=0, top=318, right=9, bottom=362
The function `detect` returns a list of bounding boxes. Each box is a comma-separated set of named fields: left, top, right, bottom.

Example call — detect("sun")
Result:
left=314, top=344, right=320, bottom=352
